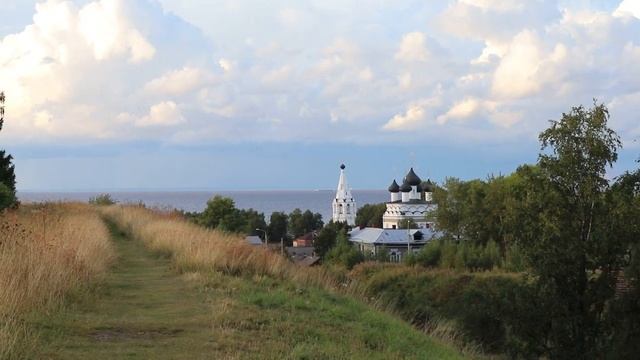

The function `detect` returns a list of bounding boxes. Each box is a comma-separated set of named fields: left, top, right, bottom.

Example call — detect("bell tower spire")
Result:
left=332, top=164, right=357, bottom=226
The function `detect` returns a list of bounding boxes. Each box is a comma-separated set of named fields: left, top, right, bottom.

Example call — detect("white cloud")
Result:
left=383, top=96, right=442, bottom=131
left=136, top=101, right=185, bottom=127
left=614, top=0, right=640, bottom=19
left=437, top=98, right=482, bottom=124
left=144, top=67, right=214, bottom=96
left=78, top=0, right=155, bottom=62
left=1, top=0, right=639, bottom=147
left=395, top=32, right=429, bottom=62
left=218, top=58, right=235, bottom=73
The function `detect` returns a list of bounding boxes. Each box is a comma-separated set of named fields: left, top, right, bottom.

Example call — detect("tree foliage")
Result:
left=88, top=193, right=117, bottom=206
left=355, top=203, right=386, bottom=228
left=324, top=231, right=364, bottom=269
left=507, top=102, right=634, bottom=358
left=424, top=103, right=640, bottom=357
left=195, top=195, right=266, bottom=235
left=313, top=221, right=349, bottom=258
left=288, top=208, right=323, bottom=238
left=0, top=92, right=16, bottom=210
left=267, top=211, right=288, bottom=243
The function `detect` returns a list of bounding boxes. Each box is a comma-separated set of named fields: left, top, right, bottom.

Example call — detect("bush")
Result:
left=350, top=263, right=531, bottom=353
left=325, top=234, right=364, bottom=270
left=89, top=193, right=116, bottom=206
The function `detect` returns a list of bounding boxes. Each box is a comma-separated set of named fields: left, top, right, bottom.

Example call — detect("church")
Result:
left=331, top=164, right=356, bottom=226
left=331, top=165, right=440, bottom=262
left=382, top=168, right=436, bottom=229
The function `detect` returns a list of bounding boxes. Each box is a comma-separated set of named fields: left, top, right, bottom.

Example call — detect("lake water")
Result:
left=17, top=190, right=389, bottom=223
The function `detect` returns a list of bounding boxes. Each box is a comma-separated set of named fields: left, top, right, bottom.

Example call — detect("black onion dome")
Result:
left=340, top=164, right=346, bottom=170
left=388, top=179, right=400, bottom=193
left=400, top=181, right=412, bottom=192
left=416, top=182, right=423, bottom=192
left=405, top=167, right=421, bottom=186
left=421, top=179, right=434, bottom=192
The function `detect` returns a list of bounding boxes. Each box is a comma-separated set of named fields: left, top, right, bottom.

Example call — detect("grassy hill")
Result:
left=2, top=204, right=467, bottom=359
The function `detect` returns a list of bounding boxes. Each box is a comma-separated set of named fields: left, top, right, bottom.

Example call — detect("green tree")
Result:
left=289, top=208, right=323, bottom=238
left=355, top=203, right=386, bottom=228
left=267, top=211, right=289, bottom=244
left=198, top=195, right=238, bottom=229
left=0, top=92, right=16, bottom=210
left=313, top=221, right=348, bottom=258
left=324, top=231, right=364, bottom=269
left=0, top=183, right=16, bottom=210
left=88, top=193, right=116, bottom=205
left=239, top=208, right=266, bottom=237
left=514, top=102, right=625, bottom=358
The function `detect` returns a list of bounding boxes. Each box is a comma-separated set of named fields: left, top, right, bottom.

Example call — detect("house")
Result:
left=286, top=246, right=314, bottom=259
left=349, top=227, right=440, bottom=262
left=293, top=232, right=314, bottom=247
left=245, top=235, right=263, bottom=246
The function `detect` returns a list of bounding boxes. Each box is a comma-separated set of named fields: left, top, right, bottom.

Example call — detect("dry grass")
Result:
left=101, top=205, right=343, bottom=289
left=102, top=205, right=480, bottom=358
left=0, top=203, right=115, bottom=359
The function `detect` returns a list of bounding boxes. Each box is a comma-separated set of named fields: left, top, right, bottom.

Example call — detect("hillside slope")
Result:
left=36, top=213, right=464, bottom=359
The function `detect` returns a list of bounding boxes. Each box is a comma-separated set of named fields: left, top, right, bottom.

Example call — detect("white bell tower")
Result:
left=332, top=164, right=357, bottom=226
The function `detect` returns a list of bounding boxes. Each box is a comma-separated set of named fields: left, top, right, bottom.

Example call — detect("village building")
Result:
left=382, top=168, right=436, bottom=229
left=349, top=227, right=439, bottom=262
left=292, top=232, right=314, bottom=247
left=347, top=167, right=441, bottom=262
left=332, top=164, right=357, bottom=226
left=245, top=235, right=264, bottom=246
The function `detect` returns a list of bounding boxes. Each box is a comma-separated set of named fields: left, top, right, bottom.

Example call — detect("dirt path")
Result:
left=37, top=221, right=217, bottom=359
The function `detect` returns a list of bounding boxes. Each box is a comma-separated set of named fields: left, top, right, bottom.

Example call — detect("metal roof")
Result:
left=348, top=227, right=440, bottom=245
left=245, top=236, right=263, bottom=246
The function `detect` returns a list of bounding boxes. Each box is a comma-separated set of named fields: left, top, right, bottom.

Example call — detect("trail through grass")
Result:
left=35, top=219, right=465, bottom=359
left=36, top=221, right=215, bottom=359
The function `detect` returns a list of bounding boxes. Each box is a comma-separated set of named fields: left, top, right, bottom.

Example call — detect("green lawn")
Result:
left=33, top=221, right=465, bottom=359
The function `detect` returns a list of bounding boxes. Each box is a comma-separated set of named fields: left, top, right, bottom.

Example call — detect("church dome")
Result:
left=400, top=181, right=412, bottom=192
left=388, top=179, right=400, bottom=193
left=340, top=164, right=346, bottom=170
left=405, top=168, right=421, bottom=186
left=421, top=179, right=434, bottom=192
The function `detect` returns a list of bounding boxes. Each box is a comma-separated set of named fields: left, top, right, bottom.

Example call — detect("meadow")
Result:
left=0, top=203, right=115, bottom=359
left=0, top=203, right=468, bottom=359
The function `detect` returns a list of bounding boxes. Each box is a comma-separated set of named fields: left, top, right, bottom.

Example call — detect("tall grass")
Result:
left=102, top=206, right=480, bottom=357
left=0, top=203, right=115, bottom=359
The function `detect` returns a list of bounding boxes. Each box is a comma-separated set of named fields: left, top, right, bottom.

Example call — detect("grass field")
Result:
left=6, top=205, right=467, bottom=359
left=0, top=203, right=114, bottom=359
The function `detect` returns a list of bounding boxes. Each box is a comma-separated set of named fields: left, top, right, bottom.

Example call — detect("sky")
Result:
left=1, top=0, right=639, bottom=191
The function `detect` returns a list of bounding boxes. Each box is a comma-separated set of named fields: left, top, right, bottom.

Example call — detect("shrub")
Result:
left=350, top=263, right=528, bottom=353
left=89, top=193, right=116, bottom=206
left=325, top=234, right=364, bottom=269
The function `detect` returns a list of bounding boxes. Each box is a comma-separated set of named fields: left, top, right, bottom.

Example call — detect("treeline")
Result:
left=184, top=195, right=323, bottom=245
left=383, top=103, right=639, bottom=358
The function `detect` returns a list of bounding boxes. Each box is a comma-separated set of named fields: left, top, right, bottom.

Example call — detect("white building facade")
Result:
left=382, top=168, right=436, bottom=229
left=332, top=164, right=357, bottom=226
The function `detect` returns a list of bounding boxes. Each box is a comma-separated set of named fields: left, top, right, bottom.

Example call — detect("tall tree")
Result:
left=0, top=92, right=16, bottom=210
left=198, top=195, right=238, bottom=229
left=516, top=102, right=624, bottom=358
left=288, top=208, right=323, bottom=238
left=267, top=211, right=289, bottom=244
left=239, top=208, right=266, bottom=237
